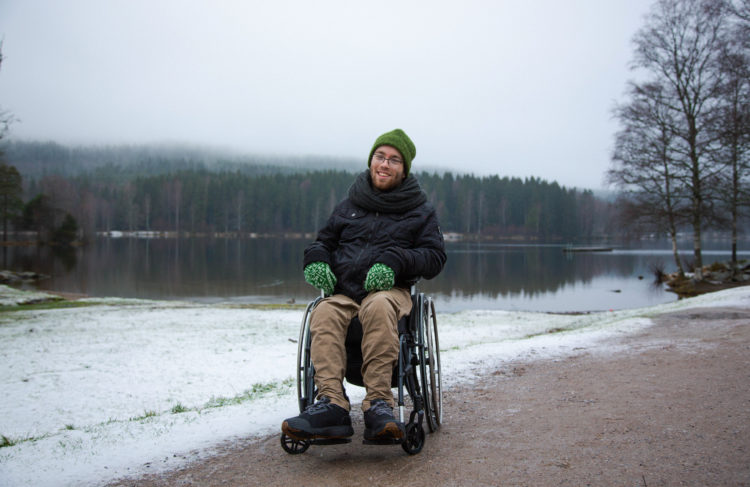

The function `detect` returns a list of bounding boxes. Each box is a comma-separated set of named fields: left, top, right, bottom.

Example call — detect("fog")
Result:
left=0, top=0, right=654, bottom=189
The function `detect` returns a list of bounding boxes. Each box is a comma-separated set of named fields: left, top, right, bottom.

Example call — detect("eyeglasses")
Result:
left=372, top=153, right=403, bottom=167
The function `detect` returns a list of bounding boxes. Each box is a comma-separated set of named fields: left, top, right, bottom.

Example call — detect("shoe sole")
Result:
left=282, top=421, right=354, bottom=441
left=364, top=421, right=405, bottom=442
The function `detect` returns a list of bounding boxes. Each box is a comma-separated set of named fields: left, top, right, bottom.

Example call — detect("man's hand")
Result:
left=304, top=262, right=337, bottom=296
left=364, top=263, right=395, bottom=292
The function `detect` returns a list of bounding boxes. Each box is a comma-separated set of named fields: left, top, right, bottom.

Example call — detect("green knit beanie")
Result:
left=367, top=128, right=416, bottom=176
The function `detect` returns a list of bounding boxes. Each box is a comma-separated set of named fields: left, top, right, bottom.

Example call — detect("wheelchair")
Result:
left=280, top=286, right=442, bottom=455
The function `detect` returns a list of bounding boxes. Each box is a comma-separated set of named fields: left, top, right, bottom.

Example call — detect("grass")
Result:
left=204, top=378, right=294, bottom=409
left=170, top=403, right=189, bottom=414
left=1, top=434, right=16, bottom=448
left=220, top=303, right=306, bottom=311
left=524, top=327, right=570, bottom=339
left=130, top=410, right=158, bottom=422
left=0, top=378, right=298, bottom=450
left=0, top=300, right=95, bottom=313
left=122, top=377, right=296, bottom=421
left=0, top=432, right=53, bottom=448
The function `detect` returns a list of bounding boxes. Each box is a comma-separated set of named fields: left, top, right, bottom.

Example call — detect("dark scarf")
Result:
left=348, top=170, right=427, bottom=214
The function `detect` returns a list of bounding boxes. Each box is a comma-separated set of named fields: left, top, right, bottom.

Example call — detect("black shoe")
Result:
left=281, top=396, right=353, bottom=441
left=363, top=399, right=405, bottom=442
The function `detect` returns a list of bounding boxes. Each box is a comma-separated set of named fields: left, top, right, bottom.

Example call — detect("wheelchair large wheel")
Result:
left=296, top=297, right=320, bottom=413
left=420, top=295, right=442, bottom=432
left=282, top=298, right=320, bottom=455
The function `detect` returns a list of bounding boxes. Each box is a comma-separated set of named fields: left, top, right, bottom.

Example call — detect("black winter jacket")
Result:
left=304, top=172, right=446, bottom=303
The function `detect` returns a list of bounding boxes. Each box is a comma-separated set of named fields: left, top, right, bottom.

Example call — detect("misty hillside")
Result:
left=1, top=140, right=362, bottom=181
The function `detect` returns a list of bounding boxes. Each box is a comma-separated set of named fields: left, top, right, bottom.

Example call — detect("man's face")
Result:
left=370, top=145, right=406, bottom=191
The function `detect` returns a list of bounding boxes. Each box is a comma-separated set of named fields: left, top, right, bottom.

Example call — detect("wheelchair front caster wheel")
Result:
left=280, top=433, right=310, bottom=454
left=401, top=423, right=425, bottom=455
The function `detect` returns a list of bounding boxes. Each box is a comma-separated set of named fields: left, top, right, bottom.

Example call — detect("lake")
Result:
left=9, top=237, right=749, bottom=313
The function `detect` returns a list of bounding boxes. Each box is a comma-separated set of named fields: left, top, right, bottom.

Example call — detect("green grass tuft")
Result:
left=204, top=378, right=295, bottom=410
left=220, top=303, right=306, bottom=310
left=0, top=300, right=96, bottom=313
left=130, top=410, right=158, bottom=421
left=171, top=404, right=189, bottom=414
left=524, top=327, right=570, bottom=339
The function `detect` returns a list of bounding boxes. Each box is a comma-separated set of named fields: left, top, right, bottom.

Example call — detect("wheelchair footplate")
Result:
left=310, top=437, right=352, bottom=446
left=363, top=437, right=404, bottom=446
left=280, top=433, right=350, bottom=454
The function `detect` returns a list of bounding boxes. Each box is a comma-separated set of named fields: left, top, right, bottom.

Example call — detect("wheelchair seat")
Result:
left=343, top=314, right=409, bottom=389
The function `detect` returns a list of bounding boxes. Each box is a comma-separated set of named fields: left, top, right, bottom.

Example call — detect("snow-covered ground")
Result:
left=1, top=284, right=748, bottom=486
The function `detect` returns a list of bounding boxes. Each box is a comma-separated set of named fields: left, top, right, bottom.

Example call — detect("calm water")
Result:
left=8, top=237, right=749, bottom=313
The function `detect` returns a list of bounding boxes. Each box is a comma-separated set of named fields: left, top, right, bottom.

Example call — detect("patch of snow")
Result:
left=0, top=284, right=748, bottom=486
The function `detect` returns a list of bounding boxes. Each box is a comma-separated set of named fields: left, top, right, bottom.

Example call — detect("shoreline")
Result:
left=107, top=300, right=750, bottom=486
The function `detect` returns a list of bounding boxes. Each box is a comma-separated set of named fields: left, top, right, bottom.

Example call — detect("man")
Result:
left=281, top=128, right=446, bottom=444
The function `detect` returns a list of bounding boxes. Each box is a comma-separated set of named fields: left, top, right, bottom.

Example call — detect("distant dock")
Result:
left=562, top=246, right=614, bottom=253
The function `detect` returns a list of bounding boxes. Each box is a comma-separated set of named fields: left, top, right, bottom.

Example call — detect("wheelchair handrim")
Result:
left=427, top=297, right=442, bottom=426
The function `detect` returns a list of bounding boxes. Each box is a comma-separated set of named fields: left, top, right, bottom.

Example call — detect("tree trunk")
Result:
left=670, top=232, right=684, bottom=277
left=692, top=214, right=703, bottom=279
left=667, top=212, right=684, bottom=276
left=2, top=193, right=7, bottom=243
left=731, top=148, right=739, bottom=270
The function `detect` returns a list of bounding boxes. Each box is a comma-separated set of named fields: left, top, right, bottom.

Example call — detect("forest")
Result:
left=2, top=140, right=614, bottom=243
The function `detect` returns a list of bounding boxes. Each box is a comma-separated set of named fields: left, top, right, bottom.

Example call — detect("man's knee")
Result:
left=360, top=291, right=393, bottom=315
left=311, top=295, right=357, bottom=333
left=360, top=289, right=411, bottom=324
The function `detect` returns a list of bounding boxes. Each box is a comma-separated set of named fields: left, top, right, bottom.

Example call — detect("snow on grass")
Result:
left=0, top=284, right=748, bottom=486
left=0, top=286, right=64, bottom=307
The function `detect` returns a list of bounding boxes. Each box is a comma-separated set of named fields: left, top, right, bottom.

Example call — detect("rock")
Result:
left=708, top=270, right=732, bottom=282
left=0, top=270, right=50, bottom=284
left=0, top=270, right=21, bottom=284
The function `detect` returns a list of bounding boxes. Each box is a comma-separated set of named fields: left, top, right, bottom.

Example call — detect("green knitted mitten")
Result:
left=364, top=263, right=395, bottom=292
left=304, top=262, right=337, bottom=295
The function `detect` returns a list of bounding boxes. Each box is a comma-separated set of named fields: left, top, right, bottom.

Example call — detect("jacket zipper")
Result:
left=354, top=211, right=379, bottom=276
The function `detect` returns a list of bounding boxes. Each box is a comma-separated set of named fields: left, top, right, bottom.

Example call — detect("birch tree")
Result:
left=610, top=82, right=689, bottom=275
left=715, top=0, right=750, bottom=269
left=630, top=0, right=730, bottom=277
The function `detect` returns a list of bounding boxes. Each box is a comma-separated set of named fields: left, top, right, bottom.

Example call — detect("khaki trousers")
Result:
left=310, top=288, right=412, bottom=411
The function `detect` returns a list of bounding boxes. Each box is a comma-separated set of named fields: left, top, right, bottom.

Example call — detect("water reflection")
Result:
left=418, top=243, right=677, bottom=312
left=10, top=237, right=748, bottom=312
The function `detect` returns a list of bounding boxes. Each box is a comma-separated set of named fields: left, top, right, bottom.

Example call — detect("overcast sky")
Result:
left=0, top=0, right=654, bottom=189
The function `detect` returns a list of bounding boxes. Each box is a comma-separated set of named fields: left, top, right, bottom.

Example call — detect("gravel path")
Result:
left=110, top=306, right=750, bottom=486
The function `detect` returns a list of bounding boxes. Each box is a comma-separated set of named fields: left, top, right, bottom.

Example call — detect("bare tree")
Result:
left=610, top=82, right=690, bottom=275
left=630, top=0, right=731, bottom=278
left=713, top=26, right=750, bottom=269
left=728, top=0, right=750, bottom=45
left=713, top=0, right=750, bottom=270
left=0, top=42, right=16, bottom=144
left=0, top=44, right=23, bottom=246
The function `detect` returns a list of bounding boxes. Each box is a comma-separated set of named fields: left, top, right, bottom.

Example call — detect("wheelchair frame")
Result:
left=280, top=287, right=442, bottom=455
